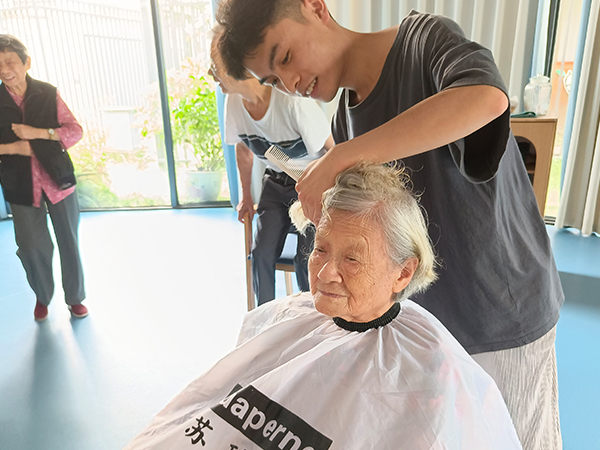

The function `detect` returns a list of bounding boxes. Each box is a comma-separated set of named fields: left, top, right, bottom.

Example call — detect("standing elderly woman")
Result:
left=0, top=35, right=86, bottom=321
left=125, top=163, right=522, bottom=450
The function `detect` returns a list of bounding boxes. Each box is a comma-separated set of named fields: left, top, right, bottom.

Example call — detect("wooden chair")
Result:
left=244, top=213, right=296, bottom=311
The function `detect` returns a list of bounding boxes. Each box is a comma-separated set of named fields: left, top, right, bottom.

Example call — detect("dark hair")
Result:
left=0, top=34, right=29, bottom=64
left=216, top=0, right=303, bottom=80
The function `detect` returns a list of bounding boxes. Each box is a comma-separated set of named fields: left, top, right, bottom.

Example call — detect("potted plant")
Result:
left=171, top=66, right=225, bottom=202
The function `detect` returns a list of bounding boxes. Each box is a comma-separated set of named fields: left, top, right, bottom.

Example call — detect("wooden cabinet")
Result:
left=510, top=117, right=558, bottom=214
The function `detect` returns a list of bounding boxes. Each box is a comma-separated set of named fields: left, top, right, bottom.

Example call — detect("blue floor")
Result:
left=547, top=226, right=600, bottom=449
left=0, top=209, right=599, bottom=449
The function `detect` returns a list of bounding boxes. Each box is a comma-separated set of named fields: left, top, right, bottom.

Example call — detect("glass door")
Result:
left=0, top=0, right=228, bottom=209
left=157, top=0, right=230, bottom=205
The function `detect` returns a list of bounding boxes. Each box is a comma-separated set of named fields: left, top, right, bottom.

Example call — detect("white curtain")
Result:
left=325, top=0, right=539, bottom=103
left=555, top=1, right=600, bottom=235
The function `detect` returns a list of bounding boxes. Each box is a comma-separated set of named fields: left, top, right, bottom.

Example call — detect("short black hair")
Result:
left=216, top=0, right=303, bottom=80
left=0, top=34, right=29, bottom=64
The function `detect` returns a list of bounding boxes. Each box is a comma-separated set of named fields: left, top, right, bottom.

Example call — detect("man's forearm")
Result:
left=337, top=85, right=508, bottom=168
left=236, top=142, right=254, bottom=198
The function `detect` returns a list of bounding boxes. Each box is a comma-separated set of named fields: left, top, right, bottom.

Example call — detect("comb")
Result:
left=264, top=145, right=304, bottom=181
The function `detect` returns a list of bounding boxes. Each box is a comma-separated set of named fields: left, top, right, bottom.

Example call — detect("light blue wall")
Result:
left=211, top=0, right=239, bottom=208
left=0, top=189, right=7, bottom=219
left=216, top=88, right=239, bottom=207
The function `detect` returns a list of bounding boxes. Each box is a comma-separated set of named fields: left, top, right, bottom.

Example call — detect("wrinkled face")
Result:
left=0, top=51, right=29, bottom=93
left=309, top=210, right=411, bottom=322
left=243, top=3, right=343, bottom=102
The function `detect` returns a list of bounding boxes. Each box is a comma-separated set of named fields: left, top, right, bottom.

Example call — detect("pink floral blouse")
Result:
left=7, top=88, right=83, bottom=207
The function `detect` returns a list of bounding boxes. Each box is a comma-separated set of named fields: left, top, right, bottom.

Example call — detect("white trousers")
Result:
left=472, top=327, right=562, bottom=450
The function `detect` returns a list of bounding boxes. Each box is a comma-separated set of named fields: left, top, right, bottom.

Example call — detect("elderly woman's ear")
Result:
left=393, top=257, right=418, bottom=294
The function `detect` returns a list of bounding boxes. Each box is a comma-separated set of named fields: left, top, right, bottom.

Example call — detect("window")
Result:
left=158, top=0, right=230, bottom=205
left=538, top=0, right=585, bottom=218
left=0, top=0, right=227, bottom=208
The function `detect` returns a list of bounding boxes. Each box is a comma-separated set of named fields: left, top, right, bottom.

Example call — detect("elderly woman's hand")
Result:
left=11, top=123, right=47, bottom=140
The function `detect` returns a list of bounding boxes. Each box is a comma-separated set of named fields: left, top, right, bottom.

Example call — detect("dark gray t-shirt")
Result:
left=333, top=11, right=564, bottom=354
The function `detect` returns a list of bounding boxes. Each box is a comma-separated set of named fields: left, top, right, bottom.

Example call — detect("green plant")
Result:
left=171, top=73, right=224, bottom=172
left=136, top=58, right=225, bottom=173
left=69, top=127, right=164, bottom=208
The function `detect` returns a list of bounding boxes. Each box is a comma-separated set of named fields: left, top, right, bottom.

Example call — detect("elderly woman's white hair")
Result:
left=291, top=162, right=438, bottom=301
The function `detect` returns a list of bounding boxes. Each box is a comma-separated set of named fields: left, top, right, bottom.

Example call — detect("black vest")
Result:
left=0, top=75, right=76, bottom=206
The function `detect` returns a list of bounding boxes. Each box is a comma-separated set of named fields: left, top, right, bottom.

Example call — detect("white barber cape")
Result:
left=125, top=292, right=522, bottom=450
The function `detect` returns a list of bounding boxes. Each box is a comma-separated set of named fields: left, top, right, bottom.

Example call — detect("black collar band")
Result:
left=333, top=302, right=401, bottom=332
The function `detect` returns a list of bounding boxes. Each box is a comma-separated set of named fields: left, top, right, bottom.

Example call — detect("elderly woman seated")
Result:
left=125, top=163, right=522, bottom=450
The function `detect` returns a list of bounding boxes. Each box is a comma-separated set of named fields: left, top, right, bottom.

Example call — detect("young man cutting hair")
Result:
left=216, top=1, right=564, bottom=449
